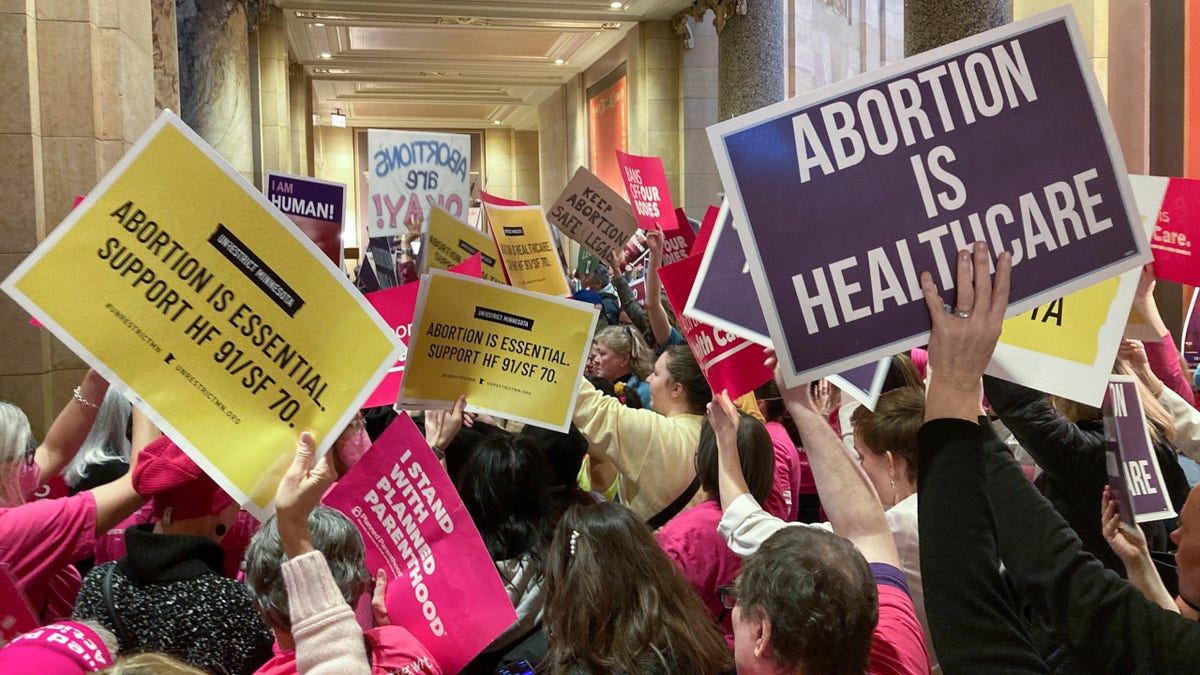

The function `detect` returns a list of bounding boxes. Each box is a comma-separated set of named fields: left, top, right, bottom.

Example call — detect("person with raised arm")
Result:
left=919, top=242, right=1200, bottom=673
left=713, top=358, right=928, bottom=673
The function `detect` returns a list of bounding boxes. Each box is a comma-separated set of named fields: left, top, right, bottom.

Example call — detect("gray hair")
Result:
left=242, top=506, right=370, bottom=631
left=0, top=402, right=34, bottom=507
left=64, top=389, right=131, bottom=488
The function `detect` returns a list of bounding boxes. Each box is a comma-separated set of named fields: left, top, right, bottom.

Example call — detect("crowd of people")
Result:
left=4, top=231, right=1200, bottom=675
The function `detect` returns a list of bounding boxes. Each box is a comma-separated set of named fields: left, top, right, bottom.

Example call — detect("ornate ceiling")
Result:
left=280, top=0, right=695, bottom=130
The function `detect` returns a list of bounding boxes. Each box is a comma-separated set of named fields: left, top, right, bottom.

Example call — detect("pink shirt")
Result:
left=761, top=422, right=804, bottom=522
left=656, top=500, right=740, bottom=646
left=870, top=584, right=931, bottom=675
left=0, top=492, right=97, bottom=622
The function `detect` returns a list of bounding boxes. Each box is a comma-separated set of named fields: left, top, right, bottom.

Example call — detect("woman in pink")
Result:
left=656, top=412, right=775, bottom=644
left=0, top=371, right=150, bottom=622
left=753, top=381, right=807, bottom=522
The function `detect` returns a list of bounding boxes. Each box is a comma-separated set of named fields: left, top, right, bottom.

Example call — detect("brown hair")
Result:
left=594, top=325, right=654, bottom=379
left=851, top=387, right=925, bottom=485
left=883, top=354, right=924, bottom=392
left=735, top=527, right=878, bottom=674
left=541, top=502, right=732, bottom=674
left=1052, top=357, right=1175, bottom=444
left=662, top=345, right=712, bottom=414
left=697, top=413, right=774, bottom=504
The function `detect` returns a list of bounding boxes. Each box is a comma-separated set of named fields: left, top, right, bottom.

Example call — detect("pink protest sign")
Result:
left=660, top=209, right=697, bottom=268
left=690, top=205, right=721, bottom=258
left=0, top=567, right=38, bottom=647
left=615, top=150, right=676, bottom=231
left=362, top=255, right=483, bottom=409
left=1148, top=177, right=1200, bottom=287
left=322, top=414, right=516, bottom=673
left=658, top=253, right=773, bottom=399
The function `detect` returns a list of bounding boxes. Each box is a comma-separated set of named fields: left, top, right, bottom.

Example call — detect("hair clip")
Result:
left=569, top=529, right=580, bottom=556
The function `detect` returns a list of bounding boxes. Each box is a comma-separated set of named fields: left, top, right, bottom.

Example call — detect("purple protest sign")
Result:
left=687, top=200, right=770, bottom=345
left=1103, top=375, right=1177, bottom=524
left=266, top=172, right=346, bottom=266
left=708, top=9, right=1150, bottom=386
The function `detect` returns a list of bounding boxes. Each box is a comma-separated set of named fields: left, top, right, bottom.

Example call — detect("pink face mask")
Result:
left=19, top=460, right=41, bottom=499
left=337, top=429, right=371, bottom=468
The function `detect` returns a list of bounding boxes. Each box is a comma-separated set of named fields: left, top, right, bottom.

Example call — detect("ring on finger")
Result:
left=955, top=308, right=972, bottom=319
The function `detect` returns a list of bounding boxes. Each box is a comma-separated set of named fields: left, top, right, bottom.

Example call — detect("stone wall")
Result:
left=0, top=0, right=156, bottom=436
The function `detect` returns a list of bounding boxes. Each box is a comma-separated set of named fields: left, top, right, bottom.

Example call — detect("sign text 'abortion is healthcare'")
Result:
left=708, top=8, right=1149, bottom=385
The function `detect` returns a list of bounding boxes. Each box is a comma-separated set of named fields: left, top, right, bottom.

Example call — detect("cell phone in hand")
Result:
left=497, top=660, right=535, bottom=675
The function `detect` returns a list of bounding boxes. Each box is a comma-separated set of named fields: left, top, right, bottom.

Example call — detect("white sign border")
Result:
left=707, top=7, right=1151, bottom=387
left=2, top=110, right=403, bottom=522
left=396, top=268, right=598, bottom=432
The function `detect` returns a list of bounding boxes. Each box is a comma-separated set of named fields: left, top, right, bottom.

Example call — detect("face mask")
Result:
left=19, top=460, right=41, bottom=499
left=337, top=429, right=371, bottom=468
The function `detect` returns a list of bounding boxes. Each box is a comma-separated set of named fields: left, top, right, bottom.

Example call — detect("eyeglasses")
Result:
left=718, top=584, right=737, bottom=610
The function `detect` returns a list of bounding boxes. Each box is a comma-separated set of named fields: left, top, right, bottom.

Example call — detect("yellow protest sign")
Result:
left=398, top=270, right=597, bottom=431
left=423, top=206, right=507, bottom=284
left=988, top=196, right=1159, bottom=406
left=484, top=203, right=571, bottom=296
left=998, top=277, right=1120, bottom=365
left=1, top=112, right=401, bottom=519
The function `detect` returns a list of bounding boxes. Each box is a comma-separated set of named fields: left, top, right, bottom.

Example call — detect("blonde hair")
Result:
left=593, top=326, right=654, bottom=379
left=98, top=653, right=207, bottom=674
left=1051, top=357, right=1175, bottom=444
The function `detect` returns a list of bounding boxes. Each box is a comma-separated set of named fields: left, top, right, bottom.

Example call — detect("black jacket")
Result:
left=983, top=376, right=1189, bottom=573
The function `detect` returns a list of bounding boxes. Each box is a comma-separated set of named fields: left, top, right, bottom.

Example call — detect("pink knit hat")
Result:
left=0, top=622, right=112, bottom=673
left=132, top=436, right=235, bottom=520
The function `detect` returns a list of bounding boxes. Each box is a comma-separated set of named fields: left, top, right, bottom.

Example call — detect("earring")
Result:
left=889, top=476, right=897, bottom=508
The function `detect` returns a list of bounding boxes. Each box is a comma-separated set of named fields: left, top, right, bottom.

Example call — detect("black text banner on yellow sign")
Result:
left=483, top=203, right=571, bottom=296
left=422, top=206, right=507, bottom=284
left=397, top=270, right=597, bottom=431
left=0, top=111, right=401, bottom=520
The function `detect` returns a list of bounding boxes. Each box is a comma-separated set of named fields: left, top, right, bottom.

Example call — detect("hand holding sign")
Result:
left=274, top=431, right=337, bottom=558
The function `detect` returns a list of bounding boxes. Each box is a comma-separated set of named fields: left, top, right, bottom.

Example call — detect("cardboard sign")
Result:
left=363, top=255, right=483, bottom=409
left=1103, top=376, right=1178, bottom=524
left=398, top=270, right=597, bottom=431
left=0, top=568, right=37, bottom=647
left=265, top=171, right=346, bottom=267
left=1, top=111, right=401, bottom=519
left=708, top=9, right=1151, bottom=387
left=423, top=206, right=506, bottom=284
left=615, top=150, right=677, bottom=231
left=367, top=130, right=471, bottom=233
left=987, top=174, right=1162, bottom=406
left=658, top=254, right=774, bottom=400
left=546, top=167, right=639, bottom=263
left=322, top=414, right=517, bottom=673
left=1131, top=175, right=1200, bottom=287
left=484, top=203, right=571, bottom=296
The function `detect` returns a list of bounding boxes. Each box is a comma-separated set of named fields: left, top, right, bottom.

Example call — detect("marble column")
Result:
left=255, top=4, right=291, bottom=181
left=153, top=0, right=181, bottom=113
left=0, top=0, right=155, bottom=436
left=717, top=0, right=786, bottom=121
left=905, top=0, right=1011, bottom=56
left=288, top=63, right=310, bottom=176
left=177, top=0, right=253, bottom=181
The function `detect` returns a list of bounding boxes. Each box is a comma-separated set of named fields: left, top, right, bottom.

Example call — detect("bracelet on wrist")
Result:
left=73, top=386, right=100, bottom=410
left=431, top=444, right=446, bottom=460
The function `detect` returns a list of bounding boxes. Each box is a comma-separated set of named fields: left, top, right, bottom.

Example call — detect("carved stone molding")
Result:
left=672, top=0, right=748, bottom=48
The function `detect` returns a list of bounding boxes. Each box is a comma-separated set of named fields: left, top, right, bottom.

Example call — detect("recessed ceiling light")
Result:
left=554, top=58, right=565, bottom=65
left=319, top=52, right=332, bottom=59
left=609, top=1, right=623, bottom=8
left=493, top=120, right=501, bottom=125
left=314, top=22, right=325, bottom=27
